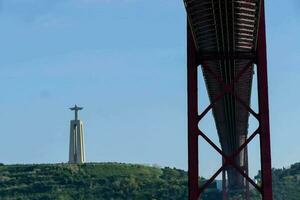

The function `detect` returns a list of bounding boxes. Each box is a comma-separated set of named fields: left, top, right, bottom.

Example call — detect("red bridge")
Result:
left=184, top=0, right=273, bottom=199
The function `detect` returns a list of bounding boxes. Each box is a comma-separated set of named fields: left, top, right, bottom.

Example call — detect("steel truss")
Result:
left=187, top=1, right=272, bottom=199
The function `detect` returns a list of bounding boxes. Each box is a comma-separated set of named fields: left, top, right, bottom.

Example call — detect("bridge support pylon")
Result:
left=187, top=1, right=273, bottom=199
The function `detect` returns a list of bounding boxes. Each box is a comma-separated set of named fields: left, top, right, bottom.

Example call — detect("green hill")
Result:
left=0, top=162, right=300, bottom=200
left=270, top=162, right=300, bottom=200
left=0, top=163, right=220, bottom=200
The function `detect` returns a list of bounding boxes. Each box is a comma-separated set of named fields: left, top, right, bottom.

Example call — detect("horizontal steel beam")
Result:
left=198, top=52, right=256, bottom=62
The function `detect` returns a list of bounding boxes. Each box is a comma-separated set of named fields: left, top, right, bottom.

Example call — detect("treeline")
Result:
left=0, top=162, right=300, bottom=199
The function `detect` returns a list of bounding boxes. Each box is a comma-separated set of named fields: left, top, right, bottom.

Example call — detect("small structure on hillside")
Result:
left=69, top=105, right=85, bottom=164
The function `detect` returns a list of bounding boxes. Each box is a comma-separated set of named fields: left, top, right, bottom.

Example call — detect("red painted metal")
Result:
left=187, top=22, right=199, bottom=200
left=256, top=0, right=273, bottom=199
left=187, top=0, right=273, bottom=198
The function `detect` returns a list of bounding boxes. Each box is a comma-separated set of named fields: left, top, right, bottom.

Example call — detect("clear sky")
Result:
left=0, top=0, right=299, bottom=178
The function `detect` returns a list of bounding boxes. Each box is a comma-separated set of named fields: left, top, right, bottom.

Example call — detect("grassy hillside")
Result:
left=0, top=163, right=221, bottom=200
left=0, top=162, right=300, bottom=200
left=0, top=163, right=178, bottom=200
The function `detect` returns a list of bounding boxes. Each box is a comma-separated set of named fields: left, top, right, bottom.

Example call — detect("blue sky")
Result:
left=0, top=0, right=299, bottom=178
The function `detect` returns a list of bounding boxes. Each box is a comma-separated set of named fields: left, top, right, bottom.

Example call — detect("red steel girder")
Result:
left=256, top=0, right=273, bottom=198
left=187, top=22, right=200, bottom=199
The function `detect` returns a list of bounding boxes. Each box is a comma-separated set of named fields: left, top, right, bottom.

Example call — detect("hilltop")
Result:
left=0, top=163, right=217, bottom=200
left=0, top=162, right=300, bottom=199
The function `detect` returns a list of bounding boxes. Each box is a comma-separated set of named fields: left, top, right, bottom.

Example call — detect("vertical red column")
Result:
left=256, top=1, right=273, bottom=199
left=187, top=22, right=199, bottom=200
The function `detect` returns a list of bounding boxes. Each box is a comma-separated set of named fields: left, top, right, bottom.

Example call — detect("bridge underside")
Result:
left=185, top=0, right=273, bottom=199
